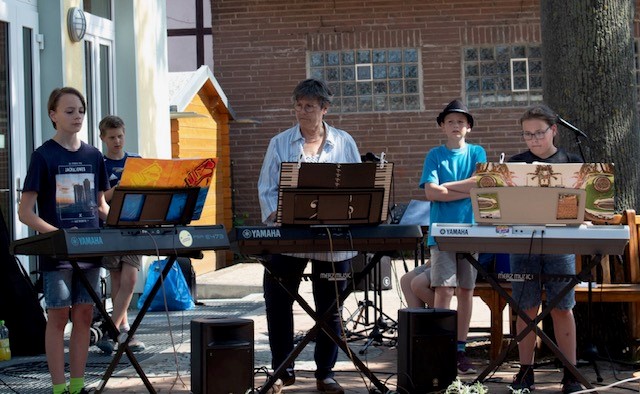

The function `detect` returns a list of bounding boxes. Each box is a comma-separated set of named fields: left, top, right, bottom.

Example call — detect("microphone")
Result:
left=556, top=115, right=590, bottom=140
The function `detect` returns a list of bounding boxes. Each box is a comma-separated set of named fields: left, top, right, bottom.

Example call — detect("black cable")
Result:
left=0, top=375, right=19, bottom=393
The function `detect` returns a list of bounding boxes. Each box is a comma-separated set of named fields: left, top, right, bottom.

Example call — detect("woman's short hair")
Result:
left=292, top=78, right=333, bottom=108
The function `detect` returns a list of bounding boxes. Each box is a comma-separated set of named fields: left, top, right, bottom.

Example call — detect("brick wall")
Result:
left=211, top=0, right=636, bottom=225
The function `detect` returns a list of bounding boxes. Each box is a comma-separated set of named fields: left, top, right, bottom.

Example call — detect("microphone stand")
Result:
left=557, top=115, right=604, bottom=380
left=557, top=115, right=589, bottom=162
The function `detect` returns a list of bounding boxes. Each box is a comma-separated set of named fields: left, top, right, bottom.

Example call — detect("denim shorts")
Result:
left=429, top=246, right=477, bottom=289
left=510, top=253, right=576, bottom=311
left=43, top=268, right=102, bottom=309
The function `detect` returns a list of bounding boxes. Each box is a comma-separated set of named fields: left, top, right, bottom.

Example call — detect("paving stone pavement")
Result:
left=1, top=261, right=639, bottom=393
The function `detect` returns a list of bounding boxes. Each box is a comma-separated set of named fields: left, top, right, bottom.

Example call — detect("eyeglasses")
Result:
left=293, top=103, right=320, bottom=113
left=522, top=125, right=552, bottom=140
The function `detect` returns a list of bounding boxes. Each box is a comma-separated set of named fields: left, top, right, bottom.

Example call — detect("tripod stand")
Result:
left=576, top=254, right=609, bottom=383
left=343, top=253, right=397, bottom=354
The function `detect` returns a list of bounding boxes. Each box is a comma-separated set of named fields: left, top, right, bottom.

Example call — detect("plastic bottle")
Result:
left=0, top=320, right=10, bottom=361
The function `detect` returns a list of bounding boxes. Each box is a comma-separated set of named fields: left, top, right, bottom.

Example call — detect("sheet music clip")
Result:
left=378, top=152, right=387, bottom=169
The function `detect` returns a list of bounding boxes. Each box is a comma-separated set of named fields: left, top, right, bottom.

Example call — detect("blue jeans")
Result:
left=263, top=254, right=350, bottom=380
left=510, top=253, right=576, bottom=310
left=43, top=268, right=101, bottom=309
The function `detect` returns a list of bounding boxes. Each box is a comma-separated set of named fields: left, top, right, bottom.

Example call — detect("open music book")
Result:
left=276, top=162, right=394, bottom=225
left=117, top=157, right=218, bottom=221
left=474, top=162, right=615, bottom=224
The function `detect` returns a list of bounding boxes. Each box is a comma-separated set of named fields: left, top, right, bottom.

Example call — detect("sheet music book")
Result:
left=296, top=163, right=377, bottom=188
left=474, top=162, right=614, bottom=223
left=276, top=162, right=393, bottom=225
left=118, top=157, right=218, bottom=221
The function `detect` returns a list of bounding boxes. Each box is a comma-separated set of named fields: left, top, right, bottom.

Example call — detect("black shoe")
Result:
left=561, top=376, right=583, bottom=394
left=510, top=366, right=535, bottom=392
left=316, top=378, right=344, bottom=394
left=282, top=371, right=295, bottom=386
left=95, top=333, right=114, bottom=355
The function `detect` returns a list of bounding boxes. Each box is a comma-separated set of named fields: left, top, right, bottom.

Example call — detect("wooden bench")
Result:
left=474, top=209, right=640, bottom=361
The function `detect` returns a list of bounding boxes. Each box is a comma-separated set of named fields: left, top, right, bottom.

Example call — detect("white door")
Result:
left=0, top=0, right=41, bottom=268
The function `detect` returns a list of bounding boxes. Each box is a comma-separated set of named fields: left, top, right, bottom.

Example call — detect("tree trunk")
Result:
left=540, top=0, right=640, bottom=211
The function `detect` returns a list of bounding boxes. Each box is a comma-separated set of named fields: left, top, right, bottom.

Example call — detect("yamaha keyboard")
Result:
left=431, top=222, right=629, bottom=255
left=232, top=224, right=422, bottom=254
left=10, top=225, right=230, bottom=259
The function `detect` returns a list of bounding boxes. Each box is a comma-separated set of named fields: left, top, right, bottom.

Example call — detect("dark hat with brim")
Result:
left=436, top=99, right=474, bottom=128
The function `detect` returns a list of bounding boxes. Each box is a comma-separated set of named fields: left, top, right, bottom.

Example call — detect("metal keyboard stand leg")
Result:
left=96, top=255, right=187, bottom=393
left=259, top=251, right=392, bottom=394
left=70, top=259, right=156, bottom=394
left=463, top=252, right=598, bottom=390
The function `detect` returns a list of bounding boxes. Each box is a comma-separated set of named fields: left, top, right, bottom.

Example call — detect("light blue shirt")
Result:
left=419, top=143, right=487, bottom=246
left=258, top=122, right=361, bottom=262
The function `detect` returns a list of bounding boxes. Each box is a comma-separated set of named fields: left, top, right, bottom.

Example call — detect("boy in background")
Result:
left=420, top=99, right=486, bottom=374
left=95, top=115, right=145, bottom=354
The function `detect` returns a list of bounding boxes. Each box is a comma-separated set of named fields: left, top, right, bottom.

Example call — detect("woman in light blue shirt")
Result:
left=257, top=78, right=360, bottom=394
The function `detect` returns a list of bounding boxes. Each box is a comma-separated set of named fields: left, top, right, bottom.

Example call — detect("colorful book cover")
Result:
left=119, top=157, right=218, bottom=220
left=475, top=162, right=615, bottom=221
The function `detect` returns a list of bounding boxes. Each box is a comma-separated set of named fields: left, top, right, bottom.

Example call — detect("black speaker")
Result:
left=397, top=308, right=457, bottom=393
left=191, top=318, right=254, bottom=394
left=352, top=253, right=392, bottom=291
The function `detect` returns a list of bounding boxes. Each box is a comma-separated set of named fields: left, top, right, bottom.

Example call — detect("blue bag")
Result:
left=137, top=259, right=195, bottom=311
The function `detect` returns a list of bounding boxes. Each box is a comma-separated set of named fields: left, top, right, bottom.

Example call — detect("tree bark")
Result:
left=540, top=0, right=640, bottom=211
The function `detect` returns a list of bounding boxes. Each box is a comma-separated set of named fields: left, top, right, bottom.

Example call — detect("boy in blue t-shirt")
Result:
left=95, top=115, right=144, bottom=354
left=18, top=87, right=110, bottom=394
left=420, top=99, right=486, bottom=374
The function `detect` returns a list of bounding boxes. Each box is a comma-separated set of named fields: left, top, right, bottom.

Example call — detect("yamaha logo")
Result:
left=179, top=230, right=193, bottom=247
left=242, top=229, right=252, bottom=239
left=439, top=229, right=446, bottom=235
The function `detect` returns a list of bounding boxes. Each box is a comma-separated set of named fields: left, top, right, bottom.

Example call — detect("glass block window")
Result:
left=463, top=45, right=543, bottom=108
left=309, top=48, right=422, bottom=113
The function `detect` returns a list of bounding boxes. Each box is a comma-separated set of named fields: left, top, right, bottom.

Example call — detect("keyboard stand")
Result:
left=258, top=251, right=392, bottom=394
left=76, top=253, right=202, bottom=393
left=463, top=252, right=598, bottom=389
left=69, top=257, right=159, bottom=393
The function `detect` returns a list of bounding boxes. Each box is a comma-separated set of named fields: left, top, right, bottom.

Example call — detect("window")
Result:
left=463, top=45, right=543, bottom=108
left=309, top=48, right=422, bottom=113
left=83, top=0, right=112, bottom=20
left=83, top=9, right=114, bottom=146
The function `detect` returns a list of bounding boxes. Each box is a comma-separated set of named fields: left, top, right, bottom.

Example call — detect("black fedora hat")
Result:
left=436, top=99, right=474, bottom=128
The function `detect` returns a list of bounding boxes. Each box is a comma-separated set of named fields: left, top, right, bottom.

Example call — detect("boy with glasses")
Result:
left=508, top=104, right=583, bottom=394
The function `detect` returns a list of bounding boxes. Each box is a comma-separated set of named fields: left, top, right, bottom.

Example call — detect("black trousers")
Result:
left=263, top=254, right=350, bottom=380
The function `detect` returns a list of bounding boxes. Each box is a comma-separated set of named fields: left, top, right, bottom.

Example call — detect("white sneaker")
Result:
left=118, top=329, right=145, bottom=352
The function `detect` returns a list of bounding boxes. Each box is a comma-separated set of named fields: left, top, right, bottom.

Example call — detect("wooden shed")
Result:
left=168, top=66, right=235, bottom=273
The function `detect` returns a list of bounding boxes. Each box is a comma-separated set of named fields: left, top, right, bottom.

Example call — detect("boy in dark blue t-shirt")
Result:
left=95, top=115, right=145, bottom=354
left=18, top=87, right=109, bottom=394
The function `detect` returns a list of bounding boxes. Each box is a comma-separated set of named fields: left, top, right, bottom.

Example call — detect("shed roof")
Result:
left=168, top=65, right=235, bottom=119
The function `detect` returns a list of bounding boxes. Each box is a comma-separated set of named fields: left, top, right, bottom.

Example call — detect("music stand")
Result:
left=276, top=162, right=393, bottom=225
